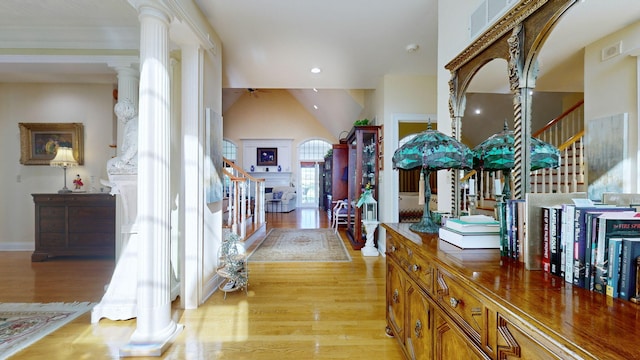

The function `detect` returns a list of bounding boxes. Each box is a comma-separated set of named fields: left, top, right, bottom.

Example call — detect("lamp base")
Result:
left=409, top=211, right=440, bottom=234
left=58, top=188, right=72, bottom=194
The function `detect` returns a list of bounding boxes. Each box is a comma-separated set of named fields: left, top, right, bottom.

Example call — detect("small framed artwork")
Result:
left=19, top=122, right=84, bottom=165
left=257, top=147, right=277, bottom=166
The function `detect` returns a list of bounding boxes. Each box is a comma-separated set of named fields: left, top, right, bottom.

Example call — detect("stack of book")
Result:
left=439, top=215, right=501, bottom=249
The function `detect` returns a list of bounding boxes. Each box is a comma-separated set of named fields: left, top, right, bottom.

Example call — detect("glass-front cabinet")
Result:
left=346, top=125, right=380, bottom=249
left=322, top=144, right=348, bottom=212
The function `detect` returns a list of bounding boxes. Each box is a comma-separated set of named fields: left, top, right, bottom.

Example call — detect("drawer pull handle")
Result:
left=450, top=297, right=460, bottom=308
left=390, top=245, right=396, bottom=252
left=392, top=289, right=399, bottom=304
left=414, top=319, right=423, bottom=338
left=411, top=264, right=420, bottom=272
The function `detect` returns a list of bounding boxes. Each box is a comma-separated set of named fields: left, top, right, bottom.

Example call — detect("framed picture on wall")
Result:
left=18, top=122, right=84, bottom=165
left=257, top=147, right=277, bottom=166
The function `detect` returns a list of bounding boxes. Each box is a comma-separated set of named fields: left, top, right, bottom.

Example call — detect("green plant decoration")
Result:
left=354, top=118, right=370, bottom=126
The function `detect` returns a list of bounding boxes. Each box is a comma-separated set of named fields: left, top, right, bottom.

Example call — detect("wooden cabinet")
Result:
left=346, top=125, right=380, bottom=249
left=32, top=193, right=116, bottom=261
left=322, top=144, right=348, bottom=211
left=383, top=222, right=640, bottom=360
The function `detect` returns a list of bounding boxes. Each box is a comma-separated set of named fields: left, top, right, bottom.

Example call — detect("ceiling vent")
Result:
left=602, top=41, right=622, bottom=61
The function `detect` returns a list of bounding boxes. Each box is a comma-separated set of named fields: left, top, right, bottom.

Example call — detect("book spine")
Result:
left=516, top=200, right=526, bottom=263
left=572, top=208, right=587, bottom=288
left=585, top=214, right=597, bottom=291
left=557, top=208, right=564, bottom=278
left=542, top=207, right=551, bottom=273
left=496, top=202, right=508, bottom=257
left=506, top=200, right=514, bottom=259
left=606, top=238, right=623, bottom=297
left=619, top=239, right=632, bottom=300
left=563, top=205, right=575, bottom=283
left=619, top=239, right=640, bottom=301
left=550, top=208, right=559, bottom=276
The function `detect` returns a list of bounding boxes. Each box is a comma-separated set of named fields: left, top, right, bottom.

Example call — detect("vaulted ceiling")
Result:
left=0, top=0, right=638, bottom=139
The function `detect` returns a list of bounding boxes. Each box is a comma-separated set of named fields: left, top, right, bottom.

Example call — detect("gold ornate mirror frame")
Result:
left=444, top=0, right=578, bottom=215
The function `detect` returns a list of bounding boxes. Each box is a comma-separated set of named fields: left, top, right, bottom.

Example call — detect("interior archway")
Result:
left=445, top=0, right=580, bottom=215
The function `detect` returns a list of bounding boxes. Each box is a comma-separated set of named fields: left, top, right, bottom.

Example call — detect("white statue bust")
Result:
left=107, top=98, right=138, bottom=175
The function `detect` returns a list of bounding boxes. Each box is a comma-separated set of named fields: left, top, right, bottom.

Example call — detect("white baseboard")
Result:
left=0, top=243, right=34, bottom=251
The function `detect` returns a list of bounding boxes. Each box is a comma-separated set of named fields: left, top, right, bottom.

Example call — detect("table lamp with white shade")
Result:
left=50, top=147, right=78, bottom=193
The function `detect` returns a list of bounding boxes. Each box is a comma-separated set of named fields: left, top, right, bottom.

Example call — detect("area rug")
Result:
left=248, top=228, right=352, bottom=262
left=0, top=302, right=95, bottom=359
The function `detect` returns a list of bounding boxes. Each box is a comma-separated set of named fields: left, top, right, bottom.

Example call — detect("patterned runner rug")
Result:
left=0, top=302, right=95, bottom=359
left=248, top=228, right=352, bottom=262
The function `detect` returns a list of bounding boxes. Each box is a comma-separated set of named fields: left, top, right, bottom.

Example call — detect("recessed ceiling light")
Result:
left=313, top=105, right=318, bottom=110
left=311, top=67, right=321, bottom=74
left=313, top=88, right=318, bottom=92
left=475, top=108, right=481, bottom=115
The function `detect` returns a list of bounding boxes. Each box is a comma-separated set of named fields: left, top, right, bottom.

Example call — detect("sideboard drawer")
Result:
left=435, top=266, right=486, bottom=346
left=406, top=248, right=433, bottom=295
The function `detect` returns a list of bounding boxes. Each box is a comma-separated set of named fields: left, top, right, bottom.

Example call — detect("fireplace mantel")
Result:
left=250, top=172, right=292, bottom=188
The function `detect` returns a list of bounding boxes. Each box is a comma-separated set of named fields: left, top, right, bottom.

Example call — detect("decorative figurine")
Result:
left=73, top=174, right=83, bottom=190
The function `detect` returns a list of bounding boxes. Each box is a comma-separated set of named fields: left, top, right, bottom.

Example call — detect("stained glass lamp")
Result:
left=392, top=123, right=473, bottom=233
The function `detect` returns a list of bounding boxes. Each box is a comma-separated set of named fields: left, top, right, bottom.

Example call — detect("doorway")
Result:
left=298, top=139, right=332, bottom=208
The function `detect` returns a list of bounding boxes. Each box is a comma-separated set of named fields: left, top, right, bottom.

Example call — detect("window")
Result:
left=223, top=139, right=237, bottom=163
left=299, top=139, right=331, bottom=161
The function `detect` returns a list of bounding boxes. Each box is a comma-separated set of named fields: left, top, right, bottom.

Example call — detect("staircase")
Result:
left=223, top=158, right=267, bottom=240
left=469, top=99, right=585, bottom=213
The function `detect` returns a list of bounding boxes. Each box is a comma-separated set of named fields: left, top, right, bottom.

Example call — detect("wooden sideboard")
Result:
left=382, top=223, right=640, bottom=360
left=32, top=193, right=116, bottom=261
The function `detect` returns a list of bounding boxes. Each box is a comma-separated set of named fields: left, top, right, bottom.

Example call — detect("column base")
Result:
left=119, top=324, right=184, bottom=357
left=361, top=246, right=379, bottom=257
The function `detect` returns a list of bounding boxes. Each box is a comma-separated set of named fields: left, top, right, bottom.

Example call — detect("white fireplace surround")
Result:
left=251, top=171, right=292, bottom=188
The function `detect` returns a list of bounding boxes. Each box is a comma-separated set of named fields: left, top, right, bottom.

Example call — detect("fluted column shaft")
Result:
left=116, top=66, right=139, bottom=110
left=131, top=3, right=177, bottom=342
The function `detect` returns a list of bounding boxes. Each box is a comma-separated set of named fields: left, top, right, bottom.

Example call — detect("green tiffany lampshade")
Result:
left=392, top=123, right=473, bottom=233
left=472, top=122, right=561, bottom=199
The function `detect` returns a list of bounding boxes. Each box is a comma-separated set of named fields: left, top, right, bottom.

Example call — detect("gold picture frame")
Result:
left=19, top=123, right=84, bottom=165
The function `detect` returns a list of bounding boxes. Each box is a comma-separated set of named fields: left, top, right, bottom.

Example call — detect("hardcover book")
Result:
left=445, top=215, right=500, bottom=234
left=573, top=206, right=631, bottom=289
left=619, top=237, right=640, bottom=301
left=542, top=206, right=551, bottom=273
left=438, top=227, right=501, bottom=249
left=594, top=212, right=640, bottom=295
left=605, top=238, right=623, bottom=297
left=562, top=203, right=576, bottom=283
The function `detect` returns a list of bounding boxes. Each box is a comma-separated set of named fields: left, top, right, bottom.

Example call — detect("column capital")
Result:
left=127, top=0, right=172, bottom=24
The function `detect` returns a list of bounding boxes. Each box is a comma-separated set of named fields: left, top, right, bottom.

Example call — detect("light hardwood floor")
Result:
left=2, top=208, right=403, bottom=359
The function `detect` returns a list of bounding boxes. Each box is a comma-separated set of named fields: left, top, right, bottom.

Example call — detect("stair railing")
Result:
left=531, top=99, right=585, bottom=194
left=463, top=99, right=585, bottom=202
left=223, top=157, right=265, bottom=239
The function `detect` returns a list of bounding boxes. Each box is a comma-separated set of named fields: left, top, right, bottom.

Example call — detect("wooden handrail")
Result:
left=557, top=129, right=585, bottom=152
left=533, top=99, right=584, bottom=137
left=460, top=170, right=477, bottom=182
left=223, top=157, right=265, bottom=183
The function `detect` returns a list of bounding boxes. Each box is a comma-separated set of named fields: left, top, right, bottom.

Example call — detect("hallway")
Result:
left=1, top=208, right=402, bottom=359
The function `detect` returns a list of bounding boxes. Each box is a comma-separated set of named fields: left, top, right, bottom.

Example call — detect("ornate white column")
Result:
left=121, top=1, right=182, bottom=355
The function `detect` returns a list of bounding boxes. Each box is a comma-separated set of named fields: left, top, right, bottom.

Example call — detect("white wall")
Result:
left=584, top=21, right=640, bottom=194
left=0, top=83, right=115, bottom=250
left=437, top=0, right=482, bottom=214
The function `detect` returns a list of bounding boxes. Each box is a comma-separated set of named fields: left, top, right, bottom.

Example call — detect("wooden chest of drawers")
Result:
left=32, top=193, right=116, bottom=261
left=383, top=223, right=640, bottom=360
